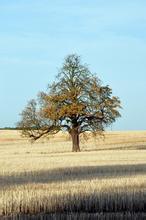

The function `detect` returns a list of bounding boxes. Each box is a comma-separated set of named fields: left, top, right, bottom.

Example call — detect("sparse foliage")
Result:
left=18, top=54, right=121, bottom=151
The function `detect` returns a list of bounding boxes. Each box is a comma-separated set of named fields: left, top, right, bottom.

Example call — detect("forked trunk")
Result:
left=70, top=129, right=80, bottom=152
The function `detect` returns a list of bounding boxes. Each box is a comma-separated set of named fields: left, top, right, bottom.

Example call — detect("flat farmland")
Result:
left=0, top=130, right=146, bottom=219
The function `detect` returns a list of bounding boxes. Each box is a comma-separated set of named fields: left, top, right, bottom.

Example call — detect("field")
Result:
left=0, top=130, right=146, bottom=219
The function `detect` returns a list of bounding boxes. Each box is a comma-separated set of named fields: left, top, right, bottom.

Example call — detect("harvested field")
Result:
left=0, top=130, right=146, bottom=219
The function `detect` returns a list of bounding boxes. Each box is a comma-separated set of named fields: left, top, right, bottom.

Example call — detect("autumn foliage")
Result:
left=18, top=54, right=121, bottom=151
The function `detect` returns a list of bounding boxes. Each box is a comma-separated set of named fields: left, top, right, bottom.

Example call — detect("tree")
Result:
left=18, top=54, right=121, bottom=152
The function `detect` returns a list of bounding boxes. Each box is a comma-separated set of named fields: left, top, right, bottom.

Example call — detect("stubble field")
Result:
left=0, top=130, right=146, bottom=219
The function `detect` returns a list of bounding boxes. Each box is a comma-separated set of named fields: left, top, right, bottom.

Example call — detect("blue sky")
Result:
left=0, top=0, right=146, bottom=130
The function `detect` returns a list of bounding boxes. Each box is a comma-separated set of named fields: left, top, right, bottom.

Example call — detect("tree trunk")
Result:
left=70, top=129, right=80, bottom=152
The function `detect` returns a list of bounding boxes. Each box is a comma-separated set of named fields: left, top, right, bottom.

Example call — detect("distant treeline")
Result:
left=0, top=127, right=20, bottom=130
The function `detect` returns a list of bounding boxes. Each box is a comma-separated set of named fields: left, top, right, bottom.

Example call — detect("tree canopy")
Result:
left=18, top=54, right=121, bottom=152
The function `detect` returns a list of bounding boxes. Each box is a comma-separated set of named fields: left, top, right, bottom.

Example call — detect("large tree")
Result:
left=18, top=54, right=121, bottom=152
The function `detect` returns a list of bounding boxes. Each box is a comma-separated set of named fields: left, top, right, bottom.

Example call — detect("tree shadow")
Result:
left=82, top=144, right=146, bottom=152
left=0, top=163, right=146, bottom=188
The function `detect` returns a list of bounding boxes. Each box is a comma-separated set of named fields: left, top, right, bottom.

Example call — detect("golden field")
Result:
left=0, top=130, right=146, bottom=219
